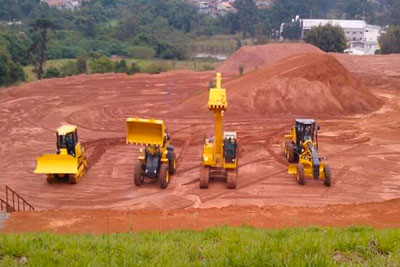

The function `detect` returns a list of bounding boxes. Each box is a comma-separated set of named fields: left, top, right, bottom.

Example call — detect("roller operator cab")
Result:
left=126, top=118, right=177, bottom=189
left=200, top=73, right=238, bottom=189
left=283, top=119, right=331, bottom=187
left=34, top=125, right=88, bottom=184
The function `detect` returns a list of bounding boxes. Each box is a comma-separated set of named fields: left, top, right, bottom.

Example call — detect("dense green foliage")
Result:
left=1, top=0, right=400, bottom=86
left=304, top=24, right=347, bottom=52
left=0, top=227, right=400, bottom=266
left=380, top=26, right=400, bottom=54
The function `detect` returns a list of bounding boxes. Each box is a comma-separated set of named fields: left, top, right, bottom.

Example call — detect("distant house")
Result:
left=41, top=0, right=88, bottom=10
left=282, top=18, right=382, bottom=55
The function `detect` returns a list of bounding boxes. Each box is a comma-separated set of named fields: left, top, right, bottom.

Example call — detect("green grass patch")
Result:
left=1, top=227, right=399, bottom=266
left=23, top=58, right=219, bottom=83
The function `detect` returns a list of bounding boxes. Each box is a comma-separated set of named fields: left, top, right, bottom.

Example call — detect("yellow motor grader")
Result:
left=283, top=119, right=331, bottom=186
left=200, top=73, right=238, bottom=189
left=126, top=118, right=177, bottom=189
left=34, top=125, right=88, bottom=184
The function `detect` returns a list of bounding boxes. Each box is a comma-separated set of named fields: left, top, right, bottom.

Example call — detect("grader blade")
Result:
left=288, top=164, right=298, bottom=175
left=126, top=118, right=165, bottom=146
left=34, top=154, right=78, bottom=174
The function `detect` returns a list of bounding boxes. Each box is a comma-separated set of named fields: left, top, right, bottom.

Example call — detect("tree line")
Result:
left=1, top=0, right=400, bottom=86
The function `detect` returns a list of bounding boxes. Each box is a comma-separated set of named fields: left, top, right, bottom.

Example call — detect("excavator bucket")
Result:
left=34, top=154, right=78, bottom=174
left=208, top=73, right=228, bottom=110
left=288, top=164, right=298, bottom=175
left=126, top=118, right=165, bottom=146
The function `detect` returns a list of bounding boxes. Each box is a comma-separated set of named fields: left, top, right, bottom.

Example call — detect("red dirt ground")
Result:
left=1, top=45, right=400, bottom=232
left=216, top=43, right=322, bottom=73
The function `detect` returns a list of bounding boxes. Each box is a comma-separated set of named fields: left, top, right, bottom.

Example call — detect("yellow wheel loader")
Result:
left=283, top=119, right=331, bottom=186
left=126, top=118, right=177, bottom=189
left=200, top=73, right=238, bottom=189
left=34, top=125, right=88, bottom=184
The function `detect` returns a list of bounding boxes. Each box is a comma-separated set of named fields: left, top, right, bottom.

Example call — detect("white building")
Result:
left=300, top=19, right=382, bottom=55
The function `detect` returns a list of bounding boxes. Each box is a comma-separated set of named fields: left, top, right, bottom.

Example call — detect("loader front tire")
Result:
left=134, top=162, right=144, bottom=186
left=46, top=174, right=56, bottom=184
left=159, top=164, right=169, bottom=189
left=168, top=152, right=177, bottom=175
left=296, top=164, right=305, bottom=185
left=324, top=165, right=331, bottom=187
left=199, top=166, right=210, bottom=189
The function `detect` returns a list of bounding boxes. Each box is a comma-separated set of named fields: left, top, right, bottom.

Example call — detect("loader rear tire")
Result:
left=134, top=162, right=144, bottom=186
left=199, top=166, right=210, bottom=189
left=324, top=165, right=331, bottom=187
left=159, top=164, right=169, bottom=189
left=168, top=152, right=177, bottom=175
left=296, top=164, right=305, bottom=185
left=286, top=142, right=296, bottom=163
left=227, top=169, right=238, bottom=189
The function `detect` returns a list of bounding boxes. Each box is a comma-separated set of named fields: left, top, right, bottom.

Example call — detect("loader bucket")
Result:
left=126, top=118, right=165, bottom=146
left=34, top=154, right=78, bottom=174
left=288, top=164, right=298, bottom=175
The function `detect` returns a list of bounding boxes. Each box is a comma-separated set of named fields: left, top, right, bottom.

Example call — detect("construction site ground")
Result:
left=1, top=47, right=400, bottom=233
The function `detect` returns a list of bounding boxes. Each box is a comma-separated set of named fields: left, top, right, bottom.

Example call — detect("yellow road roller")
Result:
left=200, top=73, right=238, bottom=189
left=34, top=125, right=88, bottom=184
left=126, top=118, right=177, bottom=189
left=283, top=119, right=331, bottom=186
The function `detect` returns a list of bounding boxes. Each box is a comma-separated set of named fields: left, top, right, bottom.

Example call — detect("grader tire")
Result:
left=199, top=166, right=210, bottom=189
left=159, top=164, right=170, bottom=189
left=227, top=169, right=238, bottom=189
left=296, top=164, right=305, bottom=185
left=286, top=142, right=296, bottom=163
left=324, top=165, right=332, bottom=187
left=134, top=162, right=144, bottom=186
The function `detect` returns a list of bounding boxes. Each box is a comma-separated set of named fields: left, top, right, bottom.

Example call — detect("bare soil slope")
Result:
left=217, top=43, right=322, bottom=73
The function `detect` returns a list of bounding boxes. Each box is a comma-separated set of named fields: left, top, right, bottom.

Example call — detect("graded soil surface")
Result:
left=1, top=46, right=400, bottom=232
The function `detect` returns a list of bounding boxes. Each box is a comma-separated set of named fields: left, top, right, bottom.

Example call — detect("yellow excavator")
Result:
left=34, top=125, right=88, bottom=184
left=200, top=73, right=238, bottom=189
left=283, top=119, right=331, bottom=186
left=126, top=118, right=177, bottom=189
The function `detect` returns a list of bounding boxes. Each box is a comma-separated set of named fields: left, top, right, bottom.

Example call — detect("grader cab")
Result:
left=126, top=118, right=177, bottom=189
left=34, top=125, right=88, bottom=184
left=200, top=73, right=238, bottom=189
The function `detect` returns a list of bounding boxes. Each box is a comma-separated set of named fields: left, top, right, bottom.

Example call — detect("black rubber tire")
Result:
left=134, top=162, right=144, bottom=186
left=168, top=152, right=177, bottom=175
left=46, top=174, right=56, bottom=184
left=286, top=142, right=296, bottom=163
left=297, top=164, right=305, bottom=185
left=324, top=165, right=331, bottom=187
left=69, top=174, right=78, bottom=184
left=159, top=164, right=169, bottom=189
left=199, top=166, right=210, bottom=189
left=227, top=169, right=238, bottom=189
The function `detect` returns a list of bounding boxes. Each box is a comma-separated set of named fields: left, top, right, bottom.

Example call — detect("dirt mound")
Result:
left=217, top=43, right=323, bottom=73
left=224, top=53, right=382, bottom=117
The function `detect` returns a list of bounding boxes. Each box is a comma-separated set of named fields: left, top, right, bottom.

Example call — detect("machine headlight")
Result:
left=204, top=156, right=208, bottom=161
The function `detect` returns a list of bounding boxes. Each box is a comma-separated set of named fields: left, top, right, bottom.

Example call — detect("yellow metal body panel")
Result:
left=126, top=118, right=165, bottom=146
left=35, top=142, right=85, bottom=175
left=35, top=154, right=78, bottom=174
